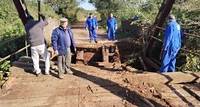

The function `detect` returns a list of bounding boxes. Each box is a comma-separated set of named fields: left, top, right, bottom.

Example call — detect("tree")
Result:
left=44, top=0, right=79, bottom=22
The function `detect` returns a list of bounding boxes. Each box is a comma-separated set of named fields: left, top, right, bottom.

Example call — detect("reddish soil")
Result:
left=0, top=22, right=199, bottom=107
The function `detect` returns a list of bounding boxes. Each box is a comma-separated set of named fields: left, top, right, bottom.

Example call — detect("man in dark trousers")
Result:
left=25, top=14, right=50, bottom=76
left=51, top=18, right=76, bottom=79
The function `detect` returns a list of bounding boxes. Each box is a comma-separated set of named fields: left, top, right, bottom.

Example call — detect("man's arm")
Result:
left=85, top=19, right=88, bottom=30
left=163, top=24, right=173, bottom=50
left=68, top=28, right=76, bottom=48
left=51, top=29, right=58, bottom=54
left=114, top=18, right=118, bottom=30
left=95, top=19, right=98, bottom=29
left=106, top=19, right=109, bottom=30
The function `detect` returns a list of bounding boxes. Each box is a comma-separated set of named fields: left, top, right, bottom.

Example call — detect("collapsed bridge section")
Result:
left=75, top=41, right=121, bottom=67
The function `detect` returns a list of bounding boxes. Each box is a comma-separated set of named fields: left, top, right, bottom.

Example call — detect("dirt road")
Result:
left=0, top=22, right=200, bottom=107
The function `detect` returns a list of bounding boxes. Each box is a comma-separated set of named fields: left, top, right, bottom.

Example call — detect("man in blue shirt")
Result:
left=160, top=14, right=182, bottom=73
left=51, top=18, right=76, bottom=79
left=107, top=13, right=117, bottom=41
left=85, top=13, right=98, bottom=43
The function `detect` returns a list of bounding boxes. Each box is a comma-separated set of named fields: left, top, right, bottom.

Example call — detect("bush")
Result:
left=0, top=61, right=11, bottom=81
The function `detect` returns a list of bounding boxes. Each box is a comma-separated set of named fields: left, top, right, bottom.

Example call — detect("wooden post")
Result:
left=12, top=0, right=28, bottom=25
left=38, top=0, right=41, bottom=20
left=144, top=0, right=175, bottom=70
left=25, top=36, right=28, bottom=56
left=102, top=46, right=109, bottom=63
left=146, top=0, right=175, bottom=56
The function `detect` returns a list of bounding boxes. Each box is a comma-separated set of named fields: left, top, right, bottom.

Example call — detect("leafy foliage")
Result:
left=179, top=54, right=200, bottom=72
left=0, top=61, right=10, bottom=72
left=90, top=0, right=162, bottom=25
left=44, top=0, right=80, bottom=22
left=0, top=0, right=24, bottom=40
left=172, top=0, right=200, bottom=71
left=0, top=0, right=58, bottom=40
left=0, top=0, right=59, bottom=82
left=0, top=61, right=11, bottom=81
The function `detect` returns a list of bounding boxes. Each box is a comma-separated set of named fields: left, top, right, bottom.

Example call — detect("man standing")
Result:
left=160, top=14, right=182, bottom=73
left=107, top=13, right=117, bottom=41
left=93, top=15, right=98, bottom=30
left=51, top=18, right=76, bottom=79
left=25, top=14, right=50, bottom=76
left=85, top=13, right=98, bottom=43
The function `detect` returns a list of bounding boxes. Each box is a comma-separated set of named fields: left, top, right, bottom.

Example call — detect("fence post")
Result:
left=25, top=35, right=28, bottom=56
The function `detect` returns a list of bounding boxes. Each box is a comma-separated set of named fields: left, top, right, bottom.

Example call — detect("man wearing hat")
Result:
left=51, top=18, right=76, bottom=79
left=25, top=14, right=50, bottom=76
left=160, top=14, right=182, bottom=73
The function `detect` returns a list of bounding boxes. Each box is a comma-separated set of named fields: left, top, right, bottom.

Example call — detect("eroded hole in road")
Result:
left=75, top=42, right=121, bottom=67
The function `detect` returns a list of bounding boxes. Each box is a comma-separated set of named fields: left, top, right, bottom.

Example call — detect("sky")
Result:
left=78, top=0, right=96, bottom=10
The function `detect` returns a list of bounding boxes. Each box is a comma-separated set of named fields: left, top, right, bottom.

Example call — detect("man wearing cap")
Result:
left=160, top=14, right=182, bottom=73
left=25, top=14, right=50, bottom=76
left=51, top=18, right=76, bottom=79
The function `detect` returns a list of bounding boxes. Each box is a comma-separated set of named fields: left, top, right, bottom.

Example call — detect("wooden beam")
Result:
left=13, top=0, right=28, bottom=25
left=146, top=0, right=175, bottom=56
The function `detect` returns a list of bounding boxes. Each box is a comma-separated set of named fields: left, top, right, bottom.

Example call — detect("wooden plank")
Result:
left=76, top=50, right=84, bottom=64
left=0, top=95, right=79, bottom=107
left=13, top=0, right=28, bottom=25
left=183, top=86, right=200, bottom=101
left=102, top=46, right=109, bottom=63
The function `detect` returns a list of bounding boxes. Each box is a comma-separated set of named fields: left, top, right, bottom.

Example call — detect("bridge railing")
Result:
left=150, top=26, right=200, bottom=57
left=0, top=36, right=29, bottom=63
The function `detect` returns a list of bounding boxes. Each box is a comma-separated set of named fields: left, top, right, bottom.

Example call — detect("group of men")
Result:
left=85, top=13, right=182, bottom=73
left=85, top=13, right=118, bottom=42
left=25, top=13, right=182, bottom=79
left=25, top=14, right=75, bottom=79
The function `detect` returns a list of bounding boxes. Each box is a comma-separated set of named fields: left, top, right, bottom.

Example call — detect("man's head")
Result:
left=168, top=14, right=176, bottom=21
left=89, top=13, right=93, bottom=18
left=60, top=18, right=68, bottom=28
left=109, top=13, right=113, bottom=18
left=27, top=15, right=34, bottom=21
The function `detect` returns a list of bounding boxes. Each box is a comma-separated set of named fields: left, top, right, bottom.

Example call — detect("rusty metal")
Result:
left=75, top=43, right=121, bottom=66
left=76, top=50, right=84, bottom=64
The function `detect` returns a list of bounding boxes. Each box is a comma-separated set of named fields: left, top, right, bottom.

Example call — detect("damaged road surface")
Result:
left=0, top=22, right=200, bottom=107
